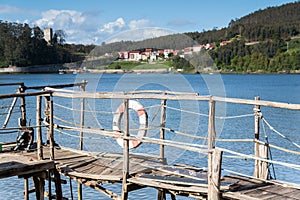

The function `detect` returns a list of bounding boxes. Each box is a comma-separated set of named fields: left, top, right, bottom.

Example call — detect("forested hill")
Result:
left=95, top=2, right=300, bottom=73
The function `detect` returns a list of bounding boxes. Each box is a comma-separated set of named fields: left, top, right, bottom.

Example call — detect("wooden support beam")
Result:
left=122, top=99, right=129, bottom=200
left=33, top=175, right=45, bottom=200
left=24, top=178, right=29, bottom=200
left=53, top=169, right=63, bottom=200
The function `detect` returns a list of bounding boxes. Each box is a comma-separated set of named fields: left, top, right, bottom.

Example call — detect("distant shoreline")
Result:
left=0, top=65, right=299, bottom=75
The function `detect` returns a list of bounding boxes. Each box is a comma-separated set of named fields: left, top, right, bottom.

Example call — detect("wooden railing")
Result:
left=0, top=83, right=299, bottom=200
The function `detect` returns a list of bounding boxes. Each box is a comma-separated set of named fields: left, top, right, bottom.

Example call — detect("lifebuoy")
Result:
left=113, top=100, right=148, bottom=149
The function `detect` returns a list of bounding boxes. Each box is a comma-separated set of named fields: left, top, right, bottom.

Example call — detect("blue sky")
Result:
left=0, top=0, right=297, bottom=44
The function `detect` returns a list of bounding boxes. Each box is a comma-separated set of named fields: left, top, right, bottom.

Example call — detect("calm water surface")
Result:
left=0, top=73, right=299, bottom=199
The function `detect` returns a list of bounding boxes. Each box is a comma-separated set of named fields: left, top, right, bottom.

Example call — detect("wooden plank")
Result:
left=0, top=159, right=55, bottom=178
left=154, top=165, right=207, bottom=180
left=66, top=171, right=122, bottom=181
left=222, top=192, right=261, bottom=200
left=128, top=177, right=208, bottom=194
left=136, top=174, right=232, bottom=189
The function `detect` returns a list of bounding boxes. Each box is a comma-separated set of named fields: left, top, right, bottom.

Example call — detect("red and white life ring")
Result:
left=113, top=100, right=148, bottom=149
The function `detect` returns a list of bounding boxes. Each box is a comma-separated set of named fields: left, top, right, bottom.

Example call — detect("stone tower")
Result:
left=43, top=28, right=53, bottom=44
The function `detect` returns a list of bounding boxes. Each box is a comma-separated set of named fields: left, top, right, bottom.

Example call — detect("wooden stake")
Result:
left=122, top=99, right=129, bottom=200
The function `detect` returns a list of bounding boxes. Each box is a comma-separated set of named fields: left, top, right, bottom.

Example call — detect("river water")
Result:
left=0, top=73, right=299, bottom=199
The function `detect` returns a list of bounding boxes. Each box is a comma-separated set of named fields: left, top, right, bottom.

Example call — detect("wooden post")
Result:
left=208, top=99, right=219, bottom=200
left=210, top=149, right=223, bottom=200
left=53, top=169, right=63, bottom=199
left=48, top=170, right=52, bottom=199
left=19, top=84, right=27, bottom=127
left=36, top=96, right=43, bottom=160
left=45, top=96, right=54, bottom=160
left=33, top=175, right=45, bottom=200
left=158, top=98, right=167, bottom=200
left=79, top=80, right=86, bottom=150
left=254, top=96, right=261, bottom=178
left=160, top=98, right=167, bottom=162
left=122, top=99, right=129, bottom=200
left=78, top=80, right=86, bottom=200
left=24, top=178, right=29, bottom=200
left=258, top=143, right=269, bottom=179
left=49, top=99, right=54, bottom=160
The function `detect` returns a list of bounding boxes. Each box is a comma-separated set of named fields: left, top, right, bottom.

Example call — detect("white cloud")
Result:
left=35, top=9, right=86, bottom=29
left=30, top=9, right=172, bottom=44
left=98, top=18, right=126, bottom=33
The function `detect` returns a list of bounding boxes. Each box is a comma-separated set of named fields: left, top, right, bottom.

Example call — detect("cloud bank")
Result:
left=31, top=9, right=171, bottom=45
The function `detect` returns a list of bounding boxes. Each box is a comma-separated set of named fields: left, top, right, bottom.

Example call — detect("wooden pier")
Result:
left=0, top=82, right=300, bottom=200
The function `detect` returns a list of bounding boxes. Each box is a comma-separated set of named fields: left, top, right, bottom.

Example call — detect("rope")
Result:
left=53, top=102, right=114, bottom=115
left=165, top=106, right=209, bottom=117
left=86, top=99, right=103, bottom=128
left=261, top=117, right=300, bottom=149
left=216, top=113, right=254, bottom=119
left=0, top=130, right=19, bottom=134
left=262, top=141, right=300, bottom=156
left=217, top=147, right=300, bottom=170
left=261, top=118, right=276, bottom=180
left=162, top=127, right=207, bottom=140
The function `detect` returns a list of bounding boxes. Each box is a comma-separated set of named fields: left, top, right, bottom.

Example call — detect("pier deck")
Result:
left=0, top=83, right=300, bottom=199
left=1, top=143, right=299, bottom=200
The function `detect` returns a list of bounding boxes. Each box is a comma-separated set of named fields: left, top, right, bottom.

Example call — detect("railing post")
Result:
left=158, top=98, right=167, bottom=200
left=79, top=80, right=87, bottom=150
left=19, top=83, right=26, bottom=127
left=253, top=96, right=268, bottom=179
left=122, top=99, right=129, bottom=200
left=208, top=98, right=220, bottom=200
left=254, top=96, right=260, bottom=178
left=45, top=96, right=54, bottom=160
left=49, top=99, right=54, bottom=160
left=36, top=95, right=43, bottom=160
left=78, top=80, right=86, bottom=200
left=160, top=98, right=167, bottom=163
